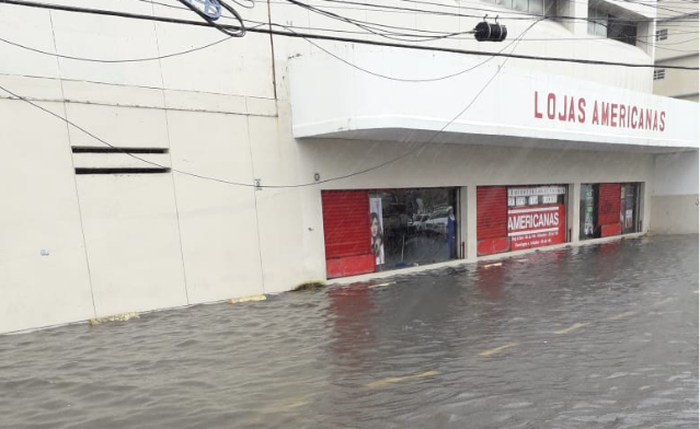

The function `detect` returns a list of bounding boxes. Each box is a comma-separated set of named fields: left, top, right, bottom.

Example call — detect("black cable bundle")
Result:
left=176, top=0, right=247, bottom=37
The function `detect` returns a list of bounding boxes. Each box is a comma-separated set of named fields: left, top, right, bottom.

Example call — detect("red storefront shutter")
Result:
left=598, top=183, right=622, bottom=237
left=321, top=190, right=375, bottom=278
left=476, top=186, right=509, bottom=256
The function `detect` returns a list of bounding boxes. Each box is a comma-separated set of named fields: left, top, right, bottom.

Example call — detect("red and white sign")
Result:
left=534, top=91, right=666, bottom=132
left=508, top=204, right=566, bottom=251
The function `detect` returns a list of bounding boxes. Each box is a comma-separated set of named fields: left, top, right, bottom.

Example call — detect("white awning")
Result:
left=289, top=49, right=698, bottom=153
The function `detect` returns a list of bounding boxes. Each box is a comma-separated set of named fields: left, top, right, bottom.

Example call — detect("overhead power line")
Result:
left=0, top=20, right=543, bottom=189
left=278, top=0, right=700, bottom=24
left=283, top=17, right=538, bottom=81
left=0, top=0, right=697, bottom=70
left=2, top=12, right=694, bottom=66
left=0, top=34, right=234, bottom=63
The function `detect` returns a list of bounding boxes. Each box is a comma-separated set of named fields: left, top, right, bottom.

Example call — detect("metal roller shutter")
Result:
left=321, top=190, right=375, bottom=278
left=598, top=183, right=622, bottom=237
left=476, top=186, right=510, bottom=256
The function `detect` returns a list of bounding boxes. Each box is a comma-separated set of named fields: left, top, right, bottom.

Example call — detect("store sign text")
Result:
left=508, top=186, right=566, bottom=197
left=534, top=91, right=666, bottom=132
left=508, top=205, right=566, bottom=251
left=508, top=209, right=560, bottom=232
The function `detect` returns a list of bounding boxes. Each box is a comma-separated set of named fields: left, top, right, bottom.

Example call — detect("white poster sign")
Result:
left=369, top=197, right=385, bottom=265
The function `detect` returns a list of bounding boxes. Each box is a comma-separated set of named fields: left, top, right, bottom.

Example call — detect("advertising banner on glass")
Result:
left=369, top=197, right=385, bottom=265
left=507, top=186, right=566, bottom=251
left=508, top=205, right=566, bottom=250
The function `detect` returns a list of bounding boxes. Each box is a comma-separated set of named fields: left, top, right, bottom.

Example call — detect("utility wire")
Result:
left=256, top=17, right=698, bottom=48
left=0, top=19, right=540, bottom=189
left=0, top=0, right=696, bottom=70
left=281, top=0, right=700, bottom=23
left=0, top=9, right=692, bottom=68
left=0, top=0, right=693, bottom=67
left=284, top=20, right=538, bottom=81
left=0, top=34, right=234, bottom=63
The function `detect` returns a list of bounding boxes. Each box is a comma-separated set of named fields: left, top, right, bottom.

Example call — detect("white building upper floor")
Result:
left=0, top=0, right=695, bottom=155
left=0, top=0, right=665, bottom=100
left=651, top=2, right=698, bottom=101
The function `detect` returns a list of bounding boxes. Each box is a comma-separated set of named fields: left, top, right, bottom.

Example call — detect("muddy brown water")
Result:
left=0, top=235, right=697, bottom=428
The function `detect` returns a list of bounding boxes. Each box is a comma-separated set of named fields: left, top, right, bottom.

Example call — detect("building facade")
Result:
left=0, top=0, right=697, bottom=334
left=652, top=5, right=699, bottom=102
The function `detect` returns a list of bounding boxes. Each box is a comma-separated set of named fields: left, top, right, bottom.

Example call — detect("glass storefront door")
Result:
left=620, top=183, right=639, bottom=234
left=369, top=188, right=459, bottom=271
left=580, top=184, right=597, bottom=240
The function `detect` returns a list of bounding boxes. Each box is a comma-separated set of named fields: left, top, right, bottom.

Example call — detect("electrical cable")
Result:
left=230, top=0, right=255, bottom=8
left=0, top=34, right=235, bottom=63
left=257, top=16, right=698, bottom=48
left=284, top=21, right=534, bottom=81
left=283, top=0, right=700, bottom=24
left=0, top=8, right=692, bottom=70
left=0, top=19, right=541, bottom=189
left=278, top=0, right=698, bottom=50
left=1, top=0, right=696, bottom=70
left=283, top=0, right=481, bottom=42
left=393, top=0, right=700, bottom=16
left=175, top=0, right=246, bottom=37
left=0, top=4, right=693, bottom=66
left=93, top=0, right=700, bottom=43
left=286, top=0, right=696, bottom=49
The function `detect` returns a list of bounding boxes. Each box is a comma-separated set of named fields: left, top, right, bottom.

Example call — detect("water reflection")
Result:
left=0, top=236, right=696, bottom=429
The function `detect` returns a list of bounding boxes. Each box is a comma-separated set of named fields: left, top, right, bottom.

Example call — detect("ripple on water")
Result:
left=0, top=235, right=697, bottom=429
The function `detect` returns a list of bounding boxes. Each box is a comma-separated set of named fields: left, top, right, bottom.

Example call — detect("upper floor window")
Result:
left=588, top=6, right=608, bottom=36
left=483, top=0, right=556, bottom=16
left=588, top=5, right=638, bottom=46
left=656, top=29, right=668, bottom=41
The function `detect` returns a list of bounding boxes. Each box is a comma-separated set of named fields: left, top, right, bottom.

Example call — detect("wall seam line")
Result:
left=245, top=109, right=267, bottom=295
left=49, top=11, right=98, bottom=319
left=151, top=2, right=190, bottom=306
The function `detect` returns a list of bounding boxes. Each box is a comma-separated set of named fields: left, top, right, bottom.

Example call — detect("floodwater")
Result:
left=1, top=235, right=697, bottom=429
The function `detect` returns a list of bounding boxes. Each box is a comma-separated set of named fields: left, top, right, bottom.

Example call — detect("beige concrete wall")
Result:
left=294, top=138, right=656, bottom=262
left=0, top=97, right=95, bottom=333
left=0, top=0, right=686, bottom=334
left=651, top=150, right=699, bottom=234
left=651, top=195, right=699, bottom=234
left=654, top=55, right=699, bottom=100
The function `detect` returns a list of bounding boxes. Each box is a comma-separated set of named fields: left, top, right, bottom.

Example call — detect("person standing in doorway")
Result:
left=447, top=206, right=457, bottom=259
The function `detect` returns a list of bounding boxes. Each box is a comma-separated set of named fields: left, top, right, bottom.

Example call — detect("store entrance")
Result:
left=369, top=188, right=459, bottom=270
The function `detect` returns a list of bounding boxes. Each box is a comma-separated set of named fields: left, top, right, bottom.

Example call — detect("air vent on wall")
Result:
left=71, top=146, right=171, bottom=175
left=71, top=147, right=168, bottom=154
left=75, top=167, right=171, bottom=175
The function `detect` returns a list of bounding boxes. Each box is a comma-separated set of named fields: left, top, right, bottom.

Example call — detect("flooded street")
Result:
left=1, top=236, right=697, bottom=429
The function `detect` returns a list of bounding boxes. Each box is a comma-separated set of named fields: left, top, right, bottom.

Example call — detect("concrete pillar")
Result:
left=464, top=186, right=477, bottom=262
left=559, top=0, right=589, bottom=37
left=569, top=183, right=581, bottom=244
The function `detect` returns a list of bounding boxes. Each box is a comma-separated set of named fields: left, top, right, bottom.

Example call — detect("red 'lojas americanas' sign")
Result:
left=533, top=91, right=666, bottom=132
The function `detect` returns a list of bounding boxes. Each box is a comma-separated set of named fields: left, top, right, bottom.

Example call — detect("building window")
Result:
left=487, top=0, right=556, bottom=16
left=477, top=185, right=568, bottom=256
left=654, top=68, right=666, bottom=80
left=656, top=28, right=668, bottom=41
left=588, top=6, right=638, bottom=46
left=608, top=17, right=638, bottom=46
left=579, top=183, right=641, bottom=240
left=588, top=6, right=608, bottom=37
left=320, top=188, right=461, bottom=278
